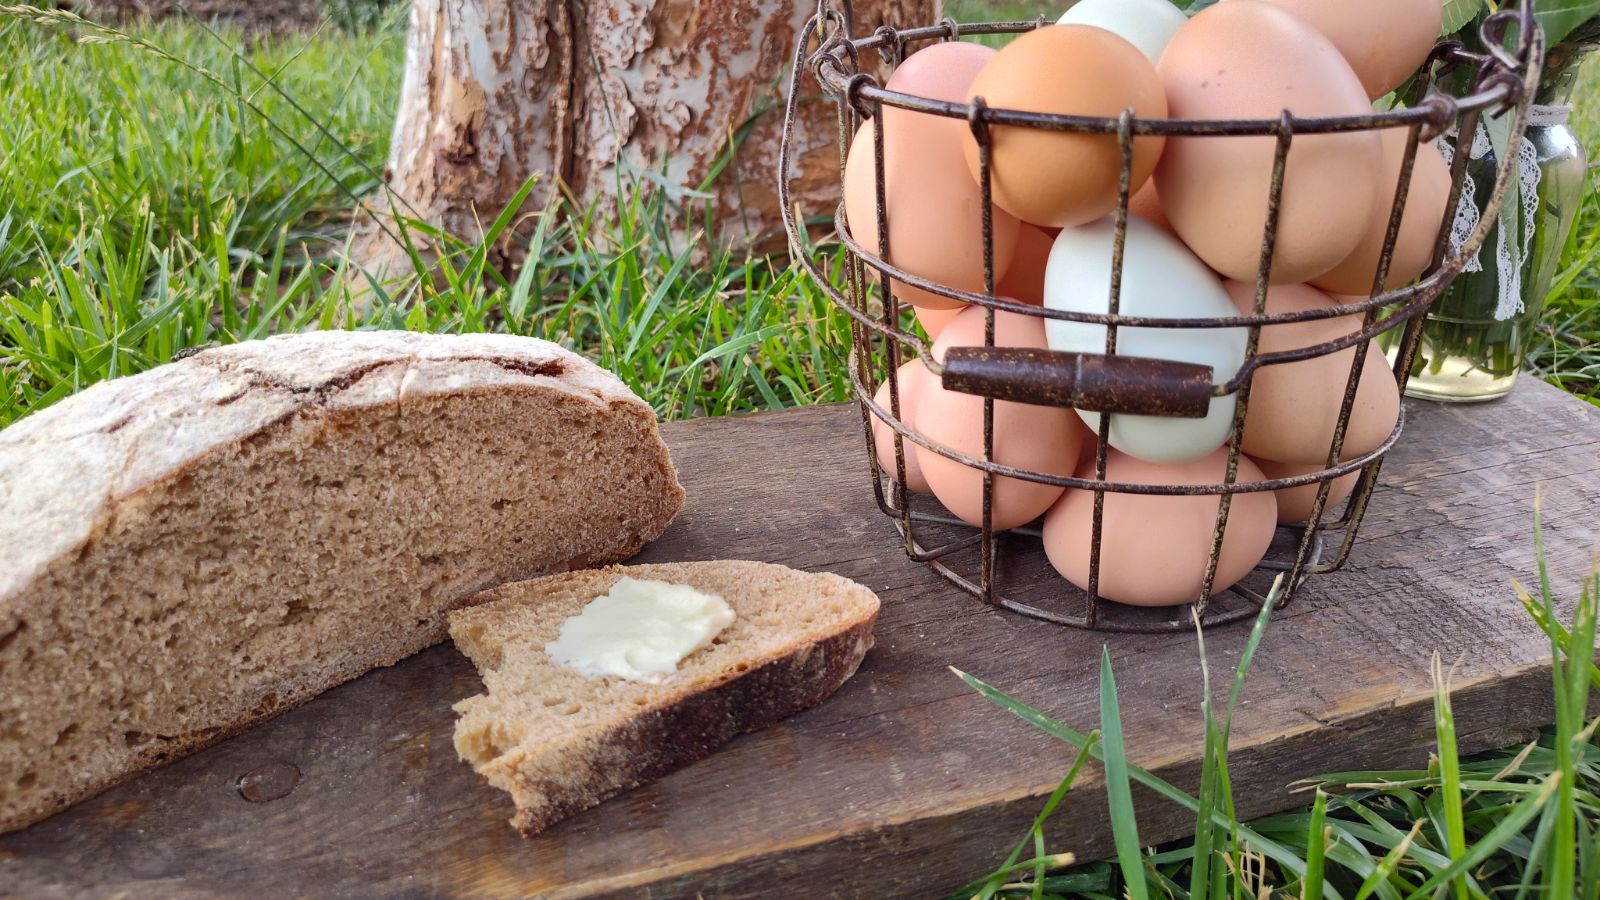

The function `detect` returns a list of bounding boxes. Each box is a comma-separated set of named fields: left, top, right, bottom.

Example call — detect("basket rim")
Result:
left=811, top=17, right=1533, bottom=138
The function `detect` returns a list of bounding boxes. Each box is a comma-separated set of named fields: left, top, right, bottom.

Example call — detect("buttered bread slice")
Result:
left=449, top=560, right=880, bottom=835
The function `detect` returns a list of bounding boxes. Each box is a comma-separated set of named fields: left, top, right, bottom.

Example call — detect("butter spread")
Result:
left=544, top=578, right=736, bottom=683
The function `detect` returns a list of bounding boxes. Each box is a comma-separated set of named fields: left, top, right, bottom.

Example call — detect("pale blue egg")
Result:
left=1043, top=216, right=1246, bottom=464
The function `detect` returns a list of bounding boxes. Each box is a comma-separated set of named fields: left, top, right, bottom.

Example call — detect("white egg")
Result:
left=1057, top=0, right=1189, bottom=64
left=1043, top=216, right=1246, bottom=464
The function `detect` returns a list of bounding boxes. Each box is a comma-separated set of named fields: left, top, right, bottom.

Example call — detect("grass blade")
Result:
left=1533, top=497, right=1580, bottom=900
left=1515, top=580, right=1600, bottom=693
left=1189, top=611, right=1221, bottom=900
left=1304, top=789, right=1329, bottom=900
left=1432, top=653, right=1470, bottom=900
left=1098, top=647, right=1148, bottom=900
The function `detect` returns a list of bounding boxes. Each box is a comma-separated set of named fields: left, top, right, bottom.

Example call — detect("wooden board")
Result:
left=3, top=380, right=1597, bottom=899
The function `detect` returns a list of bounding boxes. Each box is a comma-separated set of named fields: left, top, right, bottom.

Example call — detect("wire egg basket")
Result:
left=777, top=0, right=1543, bottom=632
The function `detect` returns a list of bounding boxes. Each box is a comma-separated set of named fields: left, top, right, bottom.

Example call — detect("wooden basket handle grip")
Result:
left=939, top=346, right=1215, bottom=419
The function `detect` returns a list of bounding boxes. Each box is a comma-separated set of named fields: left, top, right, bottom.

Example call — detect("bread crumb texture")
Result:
left=0, top=331, right=684, bottom=833
left=450, top=560, right=880, bottom=835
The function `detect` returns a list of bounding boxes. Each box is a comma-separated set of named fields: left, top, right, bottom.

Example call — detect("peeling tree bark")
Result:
left=353, top=0, right=936, bottom=281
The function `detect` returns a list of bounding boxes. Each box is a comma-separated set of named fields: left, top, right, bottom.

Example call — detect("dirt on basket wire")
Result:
left=74, top=0, right=324, bottom=35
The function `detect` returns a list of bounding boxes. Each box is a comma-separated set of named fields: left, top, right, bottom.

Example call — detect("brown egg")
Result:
left=1156, top=2, right=1383, bottom=283
left=916, top=306, right=1086, bottom=530
left=995, top=225, right=1056, bottom=305
left=1251, top=457, right=1360, bottom=524
left=1128, top=181, right=1174, bottom=235
left=914, top=304, right=966, bottom=342
left=963, top=25, right=1167, bottom=229
left=1227, top=281, right=1401, bottom=464
left=1042, top=448, right=1278, bottom=607
left=1310, top=130, right=1453, bottom=296
left=871, top=360, right=934, bottom=494
left=1241, top=0, right=1442, bottom=99
left=844, top=42, right=1021, bottom=310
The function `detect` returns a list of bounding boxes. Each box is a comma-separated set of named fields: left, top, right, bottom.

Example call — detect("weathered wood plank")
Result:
left=1, top=379, right=1595, bottom=899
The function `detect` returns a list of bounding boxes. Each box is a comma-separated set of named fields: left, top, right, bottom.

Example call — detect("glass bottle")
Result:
left=1402, top=46, right=1591, bottom=402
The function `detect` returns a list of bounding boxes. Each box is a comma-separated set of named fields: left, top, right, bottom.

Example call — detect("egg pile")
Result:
left=849, top=0, right=1447, bottom=607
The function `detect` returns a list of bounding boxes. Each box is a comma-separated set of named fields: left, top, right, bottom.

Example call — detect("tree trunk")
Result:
left=353, top=0, right=936, bottom=282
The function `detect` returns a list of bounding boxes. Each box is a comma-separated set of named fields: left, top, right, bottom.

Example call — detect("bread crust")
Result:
left=0, top=332, right=684, bottom=834
left=0, top=331, right=673, bottom=606
left=507, top=613, right=875, bottom=836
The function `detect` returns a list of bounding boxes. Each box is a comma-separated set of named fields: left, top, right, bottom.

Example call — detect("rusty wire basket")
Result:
left=777, top=0, right=1542, bottom=632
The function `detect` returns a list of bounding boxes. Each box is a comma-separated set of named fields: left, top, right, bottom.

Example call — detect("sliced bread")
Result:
left=0, top=331, right=684, bottom=834
left=450, top=560, right=880, bottom=835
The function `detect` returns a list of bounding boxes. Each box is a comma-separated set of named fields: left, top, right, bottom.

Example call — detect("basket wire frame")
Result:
left=778, top=0, right=1543, bottom=632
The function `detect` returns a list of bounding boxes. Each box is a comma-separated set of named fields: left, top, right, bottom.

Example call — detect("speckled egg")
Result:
left=1156, top=1, right=1383, bottom=283
left=1241, top=0, right=1442, bottom=99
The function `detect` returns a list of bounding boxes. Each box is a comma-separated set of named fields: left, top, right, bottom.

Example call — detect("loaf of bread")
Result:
left=0, top=331, right=685, bottom=834
left=451, top=560, right=880, bottom=835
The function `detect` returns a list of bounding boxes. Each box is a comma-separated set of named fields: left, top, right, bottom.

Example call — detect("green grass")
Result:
left=0, top=9, right=400, bottom=277
left=954, top=516, right=1600, bottom=899
left=0, top=8, right=856, bottom=428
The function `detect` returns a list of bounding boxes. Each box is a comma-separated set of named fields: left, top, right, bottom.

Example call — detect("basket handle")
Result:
left=940, top=347, right=1215, bottom=419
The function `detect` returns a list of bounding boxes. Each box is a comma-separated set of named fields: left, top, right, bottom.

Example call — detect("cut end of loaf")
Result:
left=448, top=560, right=880, bottom=836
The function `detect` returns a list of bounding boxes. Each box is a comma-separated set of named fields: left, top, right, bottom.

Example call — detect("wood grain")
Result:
left=2, top=380, right=1596, bottom=899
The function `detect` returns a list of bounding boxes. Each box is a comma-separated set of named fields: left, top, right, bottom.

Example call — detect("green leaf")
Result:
left=1578, top=810, right=1600, bottom=900
left=624, top=241, right=695, bottom=359
left=1443, top=0, right=1489, bottom=35
left=1534, top=0, right=1600, bottom=48
left=1514, top=798, right=1563, bottom=900
left=1533, top=499, right=1579, bottom=900
left=1515, top=582, right=1600, bottom=693
left=1184, top=586, right=1275, bottom=900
